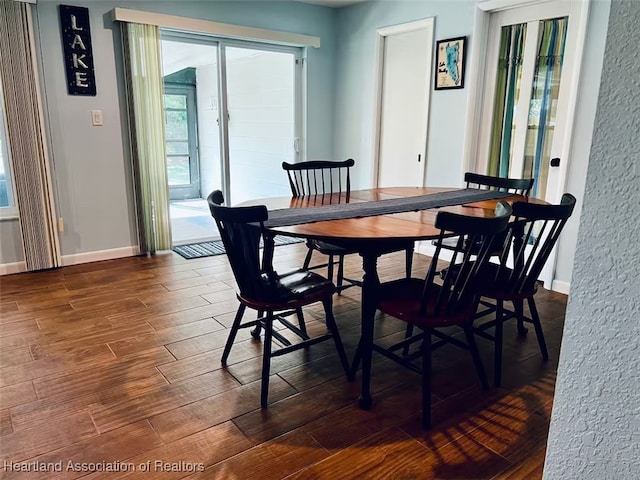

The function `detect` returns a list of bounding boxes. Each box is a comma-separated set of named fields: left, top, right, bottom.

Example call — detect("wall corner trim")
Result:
left=110, top=7, right=320, bottom=48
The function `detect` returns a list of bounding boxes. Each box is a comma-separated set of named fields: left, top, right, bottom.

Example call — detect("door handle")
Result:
left=418, top=154, right=421, bottom=163
left=550, top=157, right=561, bottom=167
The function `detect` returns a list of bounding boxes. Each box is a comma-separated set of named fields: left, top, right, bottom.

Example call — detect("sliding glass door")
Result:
left=160, top=33, right=302, bottom=244
left=223, top=45, right=298, bottom=205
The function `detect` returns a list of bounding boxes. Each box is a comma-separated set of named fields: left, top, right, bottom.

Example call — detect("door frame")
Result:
left=371, top=17, right=434, bottom=187
left=163, top=84, right=200, bottom=200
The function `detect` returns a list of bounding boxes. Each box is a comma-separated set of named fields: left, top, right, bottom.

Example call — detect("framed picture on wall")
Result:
left=435, top=36, right=466, bottom=90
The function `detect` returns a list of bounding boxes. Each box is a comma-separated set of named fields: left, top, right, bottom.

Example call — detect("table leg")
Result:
left=357, top=252, right=380, bottom=410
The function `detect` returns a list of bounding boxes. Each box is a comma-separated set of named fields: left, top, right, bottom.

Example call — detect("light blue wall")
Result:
left=0, top=0, right=612, bottom=285
left=0, top=0, right=337, bottom=262
left=332, top=0, right=611, bottom=286
left=333, top=0, right=476, bottom=190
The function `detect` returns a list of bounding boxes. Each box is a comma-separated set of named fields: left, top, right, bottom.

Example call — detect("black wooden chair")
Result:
left=437, top=172, right=534, bottom=255
left=473, top=193, right=576, bottom=387
left=366, top=202, right=512, bottom=429
left=283, top=159, right=414, bottom=292
left=464, top=172, right=534, bottom=196
left=207, top=190, right=351, bottom=407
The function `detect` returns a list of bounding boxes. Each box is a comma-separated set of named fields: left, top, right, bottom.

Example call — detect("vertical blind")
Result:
left=523, top=18, right=567, bottom=198
left=488, top=23, right=527, bottom=178
left=121, top=22, right=172, bottom=253
left=0, top=0, right=60, bottom=270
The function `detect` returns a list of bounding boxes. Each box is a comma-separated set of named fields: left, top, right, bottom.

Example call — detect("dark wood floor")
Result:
left=0, top=244, right=567, bottom=479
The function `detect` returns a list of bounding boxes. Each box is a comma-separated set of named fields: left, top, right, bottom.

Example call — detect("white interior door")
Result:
left=376, top=19, right=433, bottom=188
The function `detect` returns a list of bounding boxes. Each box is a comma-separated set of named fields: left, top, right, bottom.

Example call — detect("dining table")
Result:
left=240, top=186, right=540, bottom=409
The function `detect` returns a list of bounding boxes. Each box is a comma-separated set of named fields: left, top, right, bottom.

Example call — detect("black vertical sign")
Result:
left=59, top=5, right=96, bottom=96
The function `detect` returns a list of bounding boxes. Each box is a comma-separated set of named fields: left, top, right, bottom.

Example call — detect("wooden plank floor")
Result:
left=0, top=244, right=567, bottom=479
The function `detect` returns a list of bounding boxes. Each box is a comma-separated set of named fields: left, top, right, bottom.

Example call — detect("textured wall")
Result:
left=544, top=0, right=640, bottom=477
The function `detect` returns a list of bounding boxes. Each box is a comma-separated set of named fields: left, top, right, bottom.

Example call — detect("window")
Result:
left=0, top=76, right=16, bottom=214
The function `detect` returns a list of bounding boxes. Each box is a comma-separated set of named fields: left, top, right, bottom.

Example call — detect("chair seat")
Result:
left=376, top=278, right=476, bottom=329
left=311, top=238, right=414, bottom=256
left=240, top=269, right=335, bottom=310
left=440, top=263, right=539, bottom=301
left=477, top=263, right=539, bottom=301
left=310, top=239, right=356, bottom=255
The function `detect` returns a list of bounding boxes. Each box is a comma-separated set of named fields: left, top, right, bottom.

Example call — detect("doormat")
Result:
left=172, top=235, right=304, bottom=259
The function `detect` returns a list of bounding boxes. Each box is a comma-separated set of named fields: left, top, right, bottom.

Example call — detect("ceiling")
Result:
left=295, top=0, right=368, bottom=8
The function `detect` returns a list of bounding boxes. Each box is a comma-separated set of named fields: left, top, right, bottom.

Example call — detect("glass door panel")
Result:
left=224, top=46, right=297, bottom=205
left=522, top=18, right=568, bottom=199
left=488, top=23, right=527, bottom=178
left=161, top=36, right=221, bottom=245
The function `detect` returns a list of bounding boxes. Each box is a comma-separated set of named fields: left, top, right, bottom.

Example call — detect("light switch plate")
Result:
left=91, top=110, right=103, bottom=126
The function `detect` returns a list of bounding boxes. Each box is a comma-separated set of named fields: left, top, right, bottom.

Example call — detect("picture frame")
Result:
left=434, top=36, right=466, bottom=90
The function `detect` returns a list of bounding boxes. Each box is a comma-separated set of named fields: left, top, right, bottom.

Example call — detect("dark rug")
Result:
left=173, top=235, right=304, bottom=259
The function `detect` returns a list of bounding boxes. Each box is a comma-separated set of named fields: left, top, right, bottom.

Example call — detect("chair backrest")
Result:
left=465, top=172, right=534, bottom=196
left=282, top=159, right=354, bottom=198
left=207, top=190, right=275, bottom=302
left=423, top=202, right=512, bottom=318
left=494, top=193, right=577, bottom=294
left=208, top=189, right=225, bottom=206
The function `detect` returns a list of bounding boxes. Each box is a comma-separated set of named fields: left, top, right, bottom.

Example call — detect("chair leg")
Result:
left=302, top=245, right=314, bottom=270
left=527, top=297, right=549, bottom=361
left=421, top=329, right=432, bottom=429
left=350, top=341, right=362, bottom=379
left=464, top=325, right=489, bottom=390
left=295, top=307, right=309, bottom=339
left=251, top=310, right=263, bottom=339
left=402, top=324, right=415, bottom=357
left=260, top=311, right=274, bottom=408
left=323, top=299, right=352, bottom=381
left=405, top=246, right=414, bottom=278
left=514, top=299, right=528, bottom=336
left=494, top=300, right=504, bottom=387
left=222, top=304, right=246, bottom=366
left=327, top=254, right=335, bottom=284
left=336, top=255, right=345, bottom=293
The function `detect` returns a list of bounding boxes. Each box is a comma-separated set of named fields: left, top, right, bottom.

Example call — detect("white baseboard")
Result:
left=61, top=246, right=140, bottom=266
left=551, top=280, right=571, bottom=295
left=0, top=246, right=140, bottom=276
left=0, top=261, right=27, bottom=276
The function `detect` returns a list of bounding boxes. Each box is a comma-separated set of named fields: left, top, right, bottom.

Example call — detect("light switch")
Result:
left=91, top=110, right=103, bottom=126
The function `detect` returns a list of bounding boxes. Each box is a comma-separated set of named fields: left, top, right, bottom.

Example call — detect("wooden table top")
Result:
left=241, top=187, right=541, bottom=243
